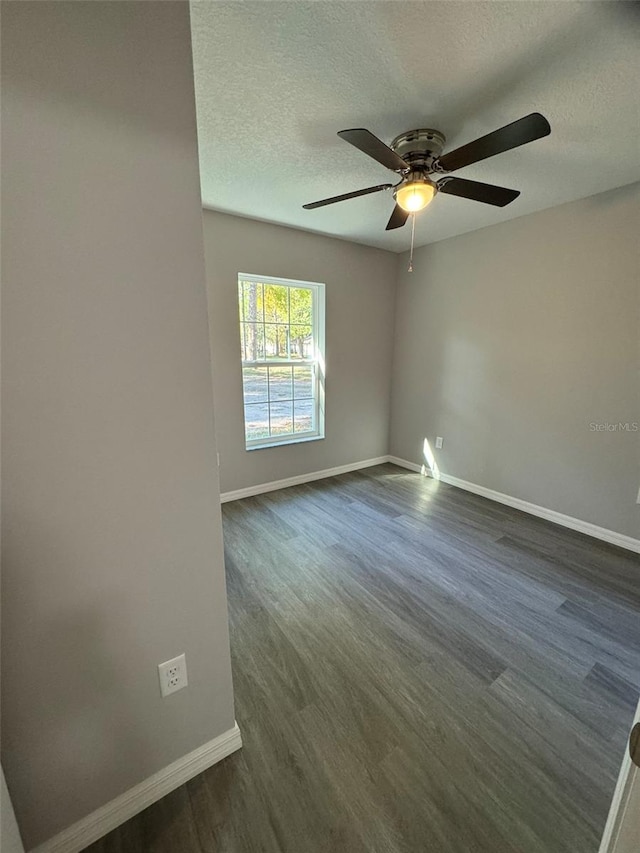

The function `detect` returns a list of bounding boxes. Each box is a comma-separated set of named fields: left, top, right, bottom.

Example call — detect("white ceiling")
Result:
left=191, top=1, right=640, bottom=252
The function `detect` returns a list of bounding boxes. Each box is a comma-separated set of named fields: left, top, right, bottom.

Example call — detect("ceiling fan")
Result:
left=303, top=113, right=551, bottom=230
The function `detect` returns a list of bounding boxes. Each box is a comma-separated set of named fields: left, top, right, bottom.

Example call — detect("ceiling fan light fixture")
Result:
left=303, top=114, right=550, bottom=228
left=395, top=176, right=437, bottom=213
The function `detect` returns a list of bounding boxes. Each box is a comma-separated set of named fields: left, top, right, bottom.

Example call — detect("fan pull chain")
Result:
left=408, top=213, right=416, bottom=273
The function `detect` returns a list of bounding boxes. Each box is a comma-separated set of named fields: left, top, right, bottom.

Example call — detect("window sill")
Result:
left=246, top=433, right=325, bottom=452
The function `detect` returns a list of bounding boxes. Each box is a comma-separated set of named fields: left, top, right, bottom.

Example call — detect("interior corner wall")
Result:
left=202, top=210, right=397, bottom=494
left=1, top=3, right=235, bottom=848
left=389, top=182, right=640, bottom=540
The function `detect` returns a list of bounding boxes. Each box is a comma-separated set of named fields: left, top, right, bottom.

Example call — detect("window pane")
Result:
left=290, top=325, right=313, bottom=359
left=242, top=366, right=268, bottom=405
left=268, top=365, right=293, bottom=401
left=256, top=324, right=265, bottom=360
left=244, top=403, right=270, bottom=440
left=270, top=401, right=293, bottom=435
left=264, top=284, right=289, bottom=324
left=239, top=321, right=247, bottom=361
left=265, top=325, right=289, bottom=359
left=293, top=365, right=313, bottom=399
left=241, top=323, right=265, bottom=362
left=293, top=398, right=313, bottom=433
left=265, top=323, right=278, bottom=359
left=290, top=287, right=312, bottom=324
left=240, top=281, right=263, bottom=324
left=278, top=324, right=290, bottom=358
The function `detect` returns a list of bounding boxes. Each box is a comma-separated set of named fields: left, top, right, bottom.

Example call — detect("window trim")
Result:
left=238, top=273, right=325, bottom=450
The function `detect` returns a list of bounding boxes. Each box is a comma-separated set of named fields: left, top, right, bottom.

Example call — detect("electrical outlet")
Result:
left=158, top=653, right=188, bottom=697
left=435, top=436, right=443, bottom=449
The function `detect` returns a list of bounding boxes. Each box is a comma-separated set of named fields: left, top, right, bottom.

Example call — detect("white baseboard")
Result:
left=439, top=472, right=640, bottom=554
left=388, top=456, right=640, bottom=554
left=31, top=723, right=242, bottom=853
left=220, top=456, right=389, bottom=502
left=387, top=455, right=423, bottom=473
left=598, top=701, right=640, bottom=852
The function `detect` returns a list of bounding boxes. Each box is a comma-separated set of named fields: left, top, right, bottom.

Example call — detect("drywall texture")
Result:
left=390, top=183, right=640, bottom=539
left=202, top=211, right=397, bottom=494
left=1, top=3, right=235, bottom=848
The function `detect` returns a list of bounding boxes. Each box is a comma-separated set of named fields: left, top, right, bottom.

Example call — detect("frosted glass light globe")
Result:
left=395, top=179, right=436, bottom=213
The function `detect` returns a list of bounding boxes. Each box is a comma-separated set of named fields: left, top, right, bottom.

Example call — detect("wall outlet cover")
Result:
left=435, top=436, right=443, bottom=449
left=158, top=653, right=188, bottom=697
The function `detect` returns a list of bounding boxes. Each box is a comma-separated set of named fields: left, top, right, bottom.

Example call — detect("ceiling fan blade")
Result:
left=437, top=177, right=520, bottom=207
left=303, top=183, right=392, bottom=210
left=438, top=113, right=550, bottom=173
left=385, top=204, right=409, bottom=231
left=338, top=128, right=408, bottom=173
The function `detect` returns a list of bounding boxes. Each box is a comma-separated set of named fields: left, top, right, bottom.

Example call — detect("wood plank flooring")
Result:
left=86, top=464, right=640, bottom=853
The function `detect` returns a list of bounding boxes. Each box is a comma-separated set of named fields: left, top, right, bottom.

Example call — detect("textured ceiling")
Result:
left=191, top=1, right=640, bottom=252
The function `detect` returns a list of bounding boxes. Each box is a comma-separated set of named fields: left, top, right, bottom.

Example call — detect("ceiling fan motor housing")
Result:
left=390, top=128, right=446, bottom=172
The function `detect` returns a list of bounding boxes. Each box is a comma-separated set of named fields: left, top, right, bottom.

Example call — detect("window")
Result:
left=238, top=273, right=325, bottom=449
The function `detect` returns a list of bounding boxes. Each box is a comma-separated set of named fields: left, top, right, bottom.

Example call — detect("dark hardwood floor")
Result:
left=86, top=464, right=640, bottom=852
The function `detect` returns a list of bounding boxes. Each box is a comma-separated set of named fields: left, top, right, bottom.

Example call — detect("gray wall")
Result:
left=1, top=3, right=235, bottom=848
left=1, top=769, right=25, bottom=853
left=202, top=211, right=397, bottom=494
left=390, top=183, right=640, bottom=539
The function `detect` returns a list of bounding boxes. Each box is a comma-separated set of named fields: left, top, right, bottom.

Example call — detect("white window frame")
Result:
left=238, top=273, right=325, bottom=450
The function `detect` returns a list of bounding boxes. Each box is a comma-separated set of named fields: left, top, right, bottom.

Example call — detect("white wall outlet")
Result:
left=435, top=436, right=444, bottom=449
left=158, top=653, right=188, bottom=697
